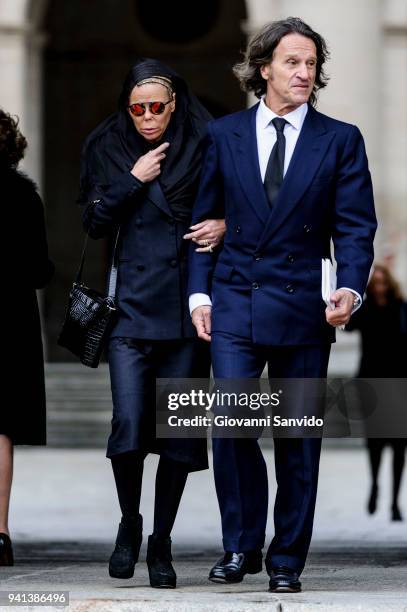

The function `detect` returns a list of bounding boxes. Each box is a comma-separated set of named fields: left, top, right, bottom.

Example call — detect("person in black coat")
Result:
left=0, top=109, right=54, bottom=565
left=79, top=59, right=225, bottom=588
left=346, top=263, right=406, bottom=521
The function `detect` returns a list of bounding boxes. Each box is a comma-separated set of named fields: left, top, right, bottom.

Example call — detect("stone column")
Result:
left=242, top=0, right=281, bottom=106
left=0, top=0, right=49, bottom=355
left=0, top=0, right=46, bottom=186
left=276, top=0, right=383, bottom=208
left=381, top=0, right=407, bottom=291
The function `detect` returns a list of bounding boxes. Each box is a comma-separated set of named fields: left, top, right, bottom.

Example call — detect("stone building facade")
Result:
left=0, top=0, right=406, bottom=369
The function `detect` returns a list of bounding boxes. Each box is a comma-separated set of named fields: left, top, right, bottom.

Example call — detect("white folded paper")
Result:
left=321, top=258, right=336, bottom=310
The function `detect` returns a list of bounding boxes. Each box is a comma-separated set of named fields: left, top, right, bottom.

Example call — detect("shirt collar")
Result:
left=257, top=97, right=308, bottom=131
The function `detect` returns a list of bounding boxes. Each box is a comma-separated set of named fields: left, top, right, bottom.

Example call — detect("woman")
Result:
left=0, top=109, right=54, bottom=565
left=79, top=59, right=225, bottom=588
left=346, top=264, right=406, bottom=521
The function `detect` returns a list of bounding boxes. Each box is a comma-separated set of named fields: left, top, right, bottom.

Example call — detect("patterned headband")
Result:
left=135, top=76, right=174, bottom=96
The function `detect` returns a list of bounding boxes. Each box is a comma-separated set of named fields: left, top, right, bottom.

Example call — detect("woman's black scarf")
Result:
left=79, top=58, right=212, bottom=221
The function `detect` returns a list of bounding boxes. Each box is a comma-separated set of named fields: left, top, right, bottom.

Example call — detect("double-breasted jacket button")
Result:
left=254, top=252, right=262, bottom=261
left=252, top=282, right=260, bottom=290
left=285, top=284, right=295, bottom=294
left=236, top=225, right=241, bottom=233
left=287, top=253, right=295, bottom=263
left=303, top=224, right=312, bottom=233
left=170, top=259, right=178, bottom=268
left=135, top=218, right=142, bottom=228
left=136, top=264, right=145, bottom=271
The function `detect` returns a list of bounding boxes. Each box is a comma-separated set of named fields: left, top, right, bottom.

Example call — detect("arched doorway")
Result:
left=41, top=0, right=247, bottom=359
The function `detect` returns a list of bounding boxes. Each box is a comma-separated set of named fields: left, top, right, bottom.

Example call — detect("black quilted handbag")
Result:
left=58, top=222, right=120, bottom=368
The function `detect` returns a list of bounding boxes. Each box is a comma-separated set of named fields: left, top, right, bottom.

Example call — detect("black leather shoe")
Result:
left=0, top=533, right=14, bottom=566
left=146, top=534, right=176, bottom=588
left=109, top=515, right=142, bottom=579
left=208, top=550, right=263, bottom=583
left=268, top=566, right=301, bottom=593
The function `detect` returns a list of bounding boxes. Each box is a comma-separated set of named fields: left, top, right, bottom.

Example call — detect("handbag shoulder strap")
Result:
left=75, top=232, right=90, bottom=285
left=107, top=228, right=121, bottom=300
left=75, top=199, right=120, bottom=301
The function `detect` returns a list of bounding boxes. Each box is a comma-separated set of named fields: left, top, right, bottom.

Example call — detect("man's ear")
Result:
left=171, top=92, right=176, bottom=112
left=260, top=63, right=272, bottom=80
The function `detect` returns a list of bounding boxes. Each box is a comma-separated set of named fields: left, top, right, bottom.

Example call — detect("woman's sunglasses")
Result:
left=128, top=99, right=172, bottom=117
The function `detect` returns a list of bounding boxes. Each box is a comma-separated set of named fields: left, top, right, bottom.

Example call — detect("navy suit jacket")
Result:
left=188, top=103, right=377, bottom=345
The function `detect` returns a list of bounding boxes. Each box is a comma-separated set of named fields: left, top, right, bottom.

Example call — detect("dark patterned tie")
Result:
left=264, top=117, right=287, bottom=209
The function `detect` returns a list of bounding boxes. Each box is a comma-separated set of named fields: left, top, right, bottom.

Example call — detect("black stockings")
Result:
left=111, top=451, right=189, bottom=537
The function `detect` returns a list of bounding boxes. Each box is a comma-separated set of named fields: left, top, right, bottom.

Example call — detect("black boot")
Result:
left=109, top=515, right=142, bottom=579
left=146, top=534, right=176, bottom=588
left=0, top=533, right=14, bottom=566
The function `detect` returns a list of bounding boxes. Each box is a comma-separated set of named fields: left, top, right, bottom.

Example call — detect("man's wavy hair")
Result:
left=0, top=109, right=27, bottom=169
left=233, top=17, right=330, bottom=107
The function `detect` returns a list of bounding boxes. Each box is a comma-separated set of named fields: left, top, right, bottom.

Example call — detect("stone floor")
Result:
left=2, top=446, right=406, bottom=611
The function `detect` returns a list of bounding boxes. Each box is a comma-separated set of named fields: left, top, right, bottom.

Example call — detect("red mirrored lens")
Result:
left=129, top=101, right=168, bottom=116
left=150, top=102, right=165, bottom=115
left=130, top=103, right=145, bottom=116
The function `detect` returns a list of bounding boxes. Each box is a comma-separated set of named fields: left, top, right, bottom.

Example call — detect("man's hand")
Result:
left=130, top=142, right=170, bottom=183
left=191, top=305, right=212, bottom=342
left=325, top=289, right=355, bottom=327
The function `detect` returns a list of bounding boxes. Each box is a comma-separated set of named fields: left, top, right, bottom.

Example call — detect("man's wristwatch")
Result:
left=352, top=294, right=362, bottom=311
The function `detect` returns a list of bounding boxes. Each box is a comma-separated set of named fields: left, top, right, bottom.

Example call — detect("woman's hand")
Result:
left=183, top=219, right=226, bottom=253
left=130, top=142, right=170, bottom=183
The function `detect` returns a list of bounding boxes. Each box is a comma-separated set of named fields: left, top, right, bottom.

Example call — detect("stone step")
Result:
left=45, top=363, right=111, bottom=447
left=44, top=363, right=360, bottom=449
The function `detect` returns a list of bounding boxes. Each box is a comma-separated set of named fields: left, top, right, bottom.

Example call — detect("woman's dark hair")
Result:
left=233, top=17, right=330, bottom=106
left=367, top=263, right=404, bottom=302
left=0, top=109, right=27, bottom=168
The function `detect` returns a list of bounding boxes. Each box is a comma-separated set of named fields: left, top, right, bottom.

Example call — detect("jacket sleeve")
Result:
left=332, top=126, right=377, bottom=297
left=188, top=122, right=225, bottom=297
left=79, top=145, right=146, bottom=239
left=345, top=301, right=365, bottom=332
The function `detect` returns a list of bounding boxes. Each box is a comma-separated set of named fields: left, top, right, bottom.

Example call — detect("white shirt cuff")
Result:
left=340, top=287, right=362, bottom=314
left=189, top=293, right=212, bottom=316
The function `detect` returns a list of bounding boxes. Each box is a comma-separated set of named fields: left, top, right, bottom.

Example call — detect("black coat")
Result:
left=346, top=297, right=407, bottom=377
left=2, top=169, right=54, bottom=444
left=83, top=171, right=196, bottom=340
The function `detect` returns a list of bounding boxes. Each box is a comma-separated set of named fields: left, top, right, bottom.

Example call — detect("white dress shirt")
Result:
left=256, top=98, right=308, bottom=180
left=189, top=98, right=361, bottom=316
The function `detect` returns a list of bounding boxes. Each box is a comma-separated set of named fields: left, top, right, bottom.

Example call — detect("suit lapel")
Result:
left=146, top=179, right=174, bottom=218
left=257, top=105, right=335, bottom=248
left=228, top=103, right=271, bottom=225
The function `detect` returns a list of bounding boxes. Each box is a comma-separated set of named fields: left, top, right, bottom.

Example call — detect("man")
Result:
left=188, top=17, right=377, bottom=593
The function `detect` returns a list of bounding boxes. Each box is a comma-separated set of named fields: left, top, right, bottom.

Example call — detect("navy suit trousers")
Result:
left=211, top=331, right=330, bottom=574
